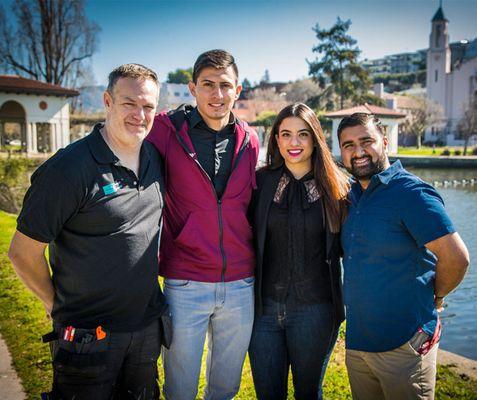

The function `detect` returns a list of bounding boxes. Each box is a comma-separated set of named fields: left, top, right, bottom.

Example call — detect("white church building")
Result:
left=425, top=6, right=477, bottom=146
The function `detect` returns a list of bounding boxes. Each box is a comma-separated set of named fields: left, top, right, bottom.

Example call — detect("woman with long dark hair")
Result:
left=249, top=103, right=349, bottom=399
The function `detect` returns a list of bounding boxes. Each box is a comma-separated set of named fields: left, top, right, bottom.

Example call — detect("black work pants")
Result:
left=49, top=320, right=160, bottom=400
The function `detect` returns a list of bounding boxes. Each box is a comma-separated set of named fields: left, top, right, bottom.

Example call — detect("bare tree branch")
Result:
left=0, top=0, right=100, bottom=87
left=404, top=96, right=444, bottom=148
left=457, top=98, right=477, bottom=155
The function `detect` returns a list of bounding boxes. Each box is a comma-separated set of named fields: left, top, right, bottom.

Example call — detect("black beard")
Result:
left=346, top=152, right=388, bottom=181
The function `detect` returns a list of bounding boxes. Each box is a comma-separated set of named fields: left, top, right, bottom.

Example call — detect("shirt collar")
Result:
left=87, top=123, right=152, bottom=168
left=375, top=159, right=403, bottom=185
left=189, top=107, right=236, bottom=131
left=284, top=166, right=314, bottom=183
left=348, top=160, right=403, bottom=202
left=87, top=123, right=119, bottom=165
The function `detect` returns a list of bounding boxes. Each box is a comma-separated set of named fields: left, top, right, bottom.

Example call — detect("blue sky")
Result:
left=3, top=0, right=477, bottom=85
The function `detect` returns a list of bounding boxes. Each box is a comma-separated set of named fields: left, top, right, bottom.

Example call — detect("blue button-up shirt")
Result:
left=341, top=161, right=455, bottom=352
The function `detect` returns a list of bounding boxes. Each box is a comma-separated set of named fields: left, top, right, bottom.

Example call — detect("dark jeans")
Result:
left=49, top=319, right=160, bottom=400
left=249, top=300, right=339, bottom=400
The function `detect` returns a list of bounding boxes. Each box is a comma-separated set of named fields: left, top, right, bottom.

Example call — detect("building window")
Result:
left=435, top=25, right=441, bottom=47
left=184, top=93, right=190, bottom=97
left=174, top=92, right=180, bottom=97
left=435, top=70, right=438, bottom=82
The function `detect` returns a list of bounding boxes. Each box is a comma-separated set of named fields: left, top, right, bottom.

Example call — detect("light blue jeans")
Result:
left=162, top=278, right=255, bottom=400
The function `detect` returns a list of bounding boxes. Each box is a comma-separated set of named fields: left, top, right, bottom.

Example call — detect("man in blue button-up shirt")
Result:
left=338, top=113, right=469, bottom=400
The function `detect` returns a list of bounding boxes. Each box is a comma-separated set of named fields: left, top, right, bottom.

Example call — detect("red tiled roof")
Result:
left=233, top=99, right=289, bottom=122
left=324, top=103, right=406, bottom=118
left=0, top=75, right=79, bottom=97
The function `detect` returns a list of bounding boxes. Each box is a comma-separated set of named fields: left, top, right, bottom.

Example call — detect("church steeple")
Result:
left=432, top=6, right=448, bottom=22
left=430, top=4, right=449, bottom=51
left=426, top=2, right=450, bottom=117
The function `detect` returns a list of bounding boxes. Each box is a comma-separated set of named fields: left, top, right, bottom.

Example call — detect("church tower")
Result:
left=426, top=5, right=450, bottom=114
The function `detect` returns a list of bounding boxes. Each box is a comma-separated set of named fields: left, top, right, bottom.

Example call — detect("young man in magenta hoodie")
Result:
left=147, top=49, right=259, bottom=400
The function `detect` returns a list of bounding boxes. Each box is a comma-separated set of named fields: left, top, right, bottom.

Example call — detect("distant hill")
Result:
left=74, top=85, right=106, bottom=113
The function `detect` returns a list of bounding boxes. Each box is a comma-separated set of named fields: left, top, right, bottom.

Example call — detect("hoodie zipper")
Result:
left=174, top=129, right=250, bottom=282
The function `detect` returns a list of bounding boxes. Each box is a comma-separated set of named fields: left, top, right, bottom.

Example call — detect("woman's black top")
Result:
left=262, top=168, right=332, bottom=306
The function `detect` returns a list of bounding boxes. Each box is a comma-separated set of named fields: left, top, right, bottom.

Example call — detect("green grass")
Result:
left=397, top=146, right=474, bottom=156
left=0, top=211, right=52, bottom=396
left=0, top=210, right=476, bottom=399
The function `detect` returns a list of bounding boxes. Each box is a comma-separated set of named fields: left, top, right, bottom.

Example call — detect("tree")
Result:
left=404, top=96, right=444, bottom=149
left=255, top=111, right=277, bottom=128
left=254, top=111, right=278, bottom=143
left=242, top=78, right=252, bottom=90
left=283, top=78, right=322, bottom=104
left=167, top=68, right=193, bottom=84
left=0, top=0, right=100, bottom=87
left=249, top=87, right=283, bottom=102
left=457, top=98, right=477, bottom=155
left=260, top=69, right=270, bottom=84
left=358, top=93, right=386, bottom=108
left=308, top=17, right=371, bottom=109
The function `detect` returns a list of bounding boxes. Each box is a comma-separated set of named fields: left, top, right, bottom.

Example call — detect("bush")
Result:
left=0, top=157, right=40, bottom=213
left=454, top=149, right=462, bottom=156
left=441, top=148, right=451, bottom=156
left=472, top=147, right=477, bottom=155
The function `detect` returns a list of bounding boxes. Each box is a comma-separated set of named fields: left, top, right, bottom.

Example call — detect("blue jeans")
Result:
left=162, top=278, right=254, bottom=400
left=249, top=300, right=339, bottom=400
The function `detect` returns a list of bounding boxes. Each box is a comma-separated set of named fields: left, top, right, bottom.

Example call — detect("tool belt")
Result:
left=42, top=325, right=107, bottom=344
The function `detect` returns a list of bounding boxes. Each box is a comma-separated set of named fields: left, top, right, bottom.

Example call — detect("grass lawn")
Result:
left=0, top=210, right=476, bottom=399
left=397, top=146, right=475, bottom=156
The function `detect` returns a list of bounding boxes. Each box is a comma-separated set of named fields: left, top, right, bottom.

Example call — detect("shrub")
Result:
left=0, top=157, right=41, bottom=213
left=472, top=147, right=477, bottom=155
left=441, top=148, right=451, bottom=156
left=454, top=149, right=462, bottom=156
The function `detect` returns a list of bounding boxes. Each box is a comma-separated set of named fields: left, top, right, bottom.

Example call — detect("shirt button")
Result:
left=351, top=233, right=355, bottom=238
left=133, top=181, right=137, bottom=185
left=356, top=210, right=360, bottom=215
left=348, top=255, right=352, bottom=260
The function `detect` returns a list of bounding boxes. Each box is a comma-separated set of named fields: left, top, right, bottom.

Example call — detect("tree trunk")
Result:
left=463, top=137, right=469, bottom=156
left=416, top=133, right=422, bottom=149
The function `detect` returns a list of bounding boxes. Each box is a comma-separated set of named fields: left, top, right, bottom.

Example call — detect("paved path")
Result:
left=0, top=333, right=25, bottom=400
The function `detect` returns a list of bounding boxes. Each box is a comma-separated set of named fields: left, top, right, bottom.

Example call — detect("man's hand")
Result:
left=434, top=296, right=444, bottom=313
left=8, top=230, right=55, bottom=319
left=426, top=232, right=469, bottom=301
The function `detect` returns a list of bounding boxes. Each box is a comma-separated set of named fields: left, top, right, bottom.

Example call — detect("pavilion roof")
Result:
left=324, top=103, right=406, bottom=119
left=0, top=75, right=79, bottom=97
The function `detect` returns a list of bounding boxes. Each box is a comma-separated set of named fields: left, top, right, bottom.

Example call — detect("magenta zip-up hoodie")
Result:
left=146, top=107, right=259, bottom=282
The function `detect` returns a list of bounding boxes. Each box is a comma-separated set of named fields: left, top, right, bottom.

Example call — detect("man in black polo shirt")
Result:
left=8, top=64, right=166, bottom=399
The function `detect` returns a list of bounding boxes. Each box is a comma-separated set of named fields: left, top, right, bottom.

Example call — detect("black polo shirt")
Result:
left=17, top=124, right=166, bottom=332
left=187, top=108, right=236, bottom=198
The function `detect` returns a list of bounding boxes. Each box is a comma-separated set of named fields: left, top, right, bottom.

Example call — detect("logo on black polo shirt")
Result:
left=102, top=182, right=121, bottom=195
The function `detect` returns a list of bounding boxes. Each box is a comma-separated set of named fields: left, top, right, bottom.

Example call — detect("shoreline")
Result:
left=388, top=154, right=477, bottom=168
left=438, top=349, right=477, bottom=380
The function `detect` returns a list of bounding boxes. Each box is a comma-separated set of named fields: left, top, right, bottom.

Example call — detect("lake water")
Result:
left=409, top=168, right=477, bottom=360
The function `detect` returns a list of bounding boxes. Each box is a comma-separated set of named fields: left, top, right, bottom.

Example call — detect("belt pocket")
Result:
left=159, top=307, right=173, bottom=350
left=52, top=329, right=110, bottom=382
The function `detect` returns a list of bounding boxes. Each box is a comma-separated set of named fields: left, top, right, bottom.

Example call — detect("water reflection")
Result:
left=409, top=168, right=477, bottom=360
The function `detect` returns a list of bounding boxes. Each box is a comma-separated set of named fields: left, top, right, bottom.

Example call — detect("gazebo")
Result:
left=0, top=75, right=79, bottom=154
left=325, top=104, right=406, bottom=157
